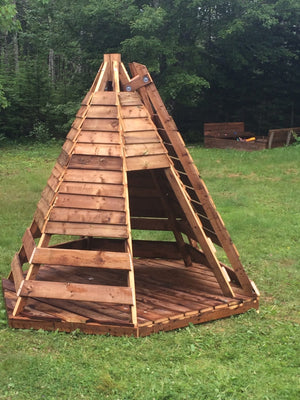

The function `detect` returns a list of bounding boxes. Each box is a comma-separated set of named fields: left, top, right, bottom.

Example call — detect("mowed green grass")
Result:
left=0, top=143, right=299, bottom=400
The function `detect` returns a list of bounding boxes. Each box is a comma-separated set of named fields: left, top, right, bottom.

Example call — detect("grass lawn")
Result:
left=0, top=142, right=299, bottom=400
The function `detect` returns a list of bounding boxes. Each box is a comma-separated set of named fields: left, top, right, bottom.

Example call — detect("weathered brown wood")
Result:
left=131, top=217, right=170, bottom=231
left=86, top=105, right=118, bottom=119
left=49, top=207, right=126, bottom=225
left=90, top=91, right=117, bottom=105
left=64, top=169, right=123, bottom=184
left=45, top=221, right=128, bottom=238
left=126, top=154, right=170, bottom=171
left=59, top=182, right=124, bottom=197
left=77, top=131, right=120, bottom=144
left=69, top=155, right=122, bottom=171
left=54, top=193, right=125, bottom=211
left=132, top=240, right=182, bottom=259
left=204, top=137, right=267, bottom=151
left=22, top=229, right=36, bottom=263
left=125, top=142, right=167, bottom=157
left=204, top=122, right=245, bottom=138
left=124, top=130, right=161, bottom=144
left=73, top=143, right=121, bottom=157
left=81, top=118, right=119, bottom=132
left=20, top=281, right=134, bottom=304
left=121, top=106, right=148, bottom=119
left=11, top=253, right=24, bottom=291
left=32, top=248, right=131, bottom=269
left=119, top=92, right=143, bottom=106
left=122, top=117, right=154, bottom=132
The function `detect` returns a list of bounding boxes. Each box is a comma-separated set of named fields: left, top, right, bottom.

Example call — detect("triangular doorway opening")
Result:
left=2, top=54, right=259, bottom=337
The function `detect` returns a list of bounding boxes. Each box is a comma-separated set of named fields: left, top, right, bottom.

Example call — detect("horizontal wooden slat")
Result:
left=120, top=106, right=148, bottom=119
left=122, top=118, right=154, bottom=132
left=81, top=90, right=92, bottom=105
left=64, top=169, right=123, bottom=184
left=32, top=248, right=131, bottom=269
left=74, top=143, right=121, bottom=157
left=125, top=143, right=167, bottom=157
left=69, top=155, right=122, bottom=171
left=59, top=182, right=124, bottom=197
left=55, top=194, right=125, bottom=211
left=57, top=149, right=70, bottom=168
left=47, top=174, right=60, bottom=192
left=124, top=130, right=161, bottom=144
left=62, top=139, right=74, bottom=154
left=132, top=240, right=181, bottom=259
left=11, top=253, right=24, bottom=290
left=126, top=154, right=170, bottom=171
left=86, top=105, right=118, bottom=118
left=22, top=229, right=36, bottom=263
left=119, top=92, right=143, bottom=106
left=76, top=105, right=87, bottom=118
left=34, top=207, right=46, bottom=232
left=45, top=221, right=128, bottom=238
left=41, top=185, right=55, bottom=206
left=49, top=208, right=126, bottom=225
left=77, top=131, right=120, bottom=144
left=67, top=127, right=78, bottom=141
left=131, top=217, right=170, bottom=231
left=20, top=281, right=133, bottom=304
left=72, top=117, right=83, bottom=130
left=81, top=119, right=119, bottom=132
left=90, top=92, right=116, bottom=105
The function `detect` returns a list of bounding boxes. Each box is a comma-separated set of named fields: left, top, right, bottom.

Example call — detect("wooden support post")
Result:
left=165, top=166, right=234, bottom=298
left=131, top=62, right=254, bottom=297
left=115, top=61, right=138, bottom=328
left=13, top=233, right=51, bottom=316
left=151, top=170, right=192, bottom=267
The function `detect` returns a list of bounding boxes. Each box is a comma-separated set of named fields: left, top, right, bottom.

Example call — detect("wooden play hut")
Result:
left=2, top=54, right=259, bottom=337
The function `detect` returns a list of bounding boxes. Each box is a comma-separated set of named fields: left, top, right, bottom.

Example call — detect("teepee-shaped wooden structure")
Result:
left=2, top=54, right=259, bottom=336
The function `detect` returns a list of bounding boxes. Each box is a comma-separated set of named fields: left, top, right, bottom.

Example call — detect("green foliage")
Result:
left=0, top=0, right=299, bottom=140
left=0, top=144, right=299, bottom=399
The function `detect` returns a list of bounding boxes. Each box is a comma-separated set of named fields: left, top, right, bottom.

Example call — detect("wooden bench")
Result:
left=267, top=127, right=299, bottom=149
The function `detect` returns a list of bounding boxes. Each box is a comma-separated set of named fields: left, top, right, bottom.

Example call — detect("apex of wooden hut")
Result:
left=3, top=54, right=259, bottom=337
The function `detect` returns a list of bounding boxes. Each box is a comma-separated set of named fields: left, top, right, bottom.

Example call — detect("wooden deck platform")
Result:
left=2, top=258, right=259, bottom=337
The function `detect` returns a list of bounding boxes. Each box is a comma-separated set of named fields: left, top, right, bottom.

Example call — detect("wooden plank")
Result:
left=11, top=253, right=24, bottom=291
left=131, top=217, right=170, bottom=231
left=122, top=117, right=154, bottom=132
left=55, top=194, right=125, bottom=211
left=204, top=137, right=267, bottom=151
left=66, top=127, right=78, bottom=141
left=62, top=139, right=74, bottom=154
left=86, top=105, right=118, bottom=119
left=81, top=90, right=92, bottom=105
left=74, top=143, right=121, bottom=157
left=64, top=169, right=123, bottom=184
left=124, top=130, right=161, bottom=144
left=52, top=162, right=65, bottom=179
left=76, top=105, right=88, bottom=118
left=81, top=118, right=119, bottom=132
left=90, top=91, right=117, bottom=105
left=125, top=143, right=167, bottom=157
left=204, top=122, right=245, bottom=138
left=32, top=248, right=131, bottom=270
left=45, top=221, right=128, bottom=238
left=69, top=155, right=122, bottom=171
left=120, top=106, right=148, bottom=119
left=22, top=229, right=36, bottom=263
left=132, top=240, right=181, bottom=259
left=34, top=207, right=46, bottom=233
left=41, top=185, right=55, bottom=206
left=47, top=174, right=60, bottom=192
left=126, top=154, right=170, bottom=171
left=72, top=117, right=83, bottom=130
left=57, top=149, right=70, bottom=168
left=77, top=130, right=120, bottom=144
left=49, top=208, right=126, bottom=225
left=20, top=281, right=133, bottom=304
left=119, top=92, right=143, bottom=106
left=59, top=182, right=124, bottom=197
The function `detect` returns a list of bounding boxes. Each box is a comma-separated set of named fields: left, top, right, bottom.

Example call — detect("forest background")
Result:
left=0, top=0, right=299, bottom=143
